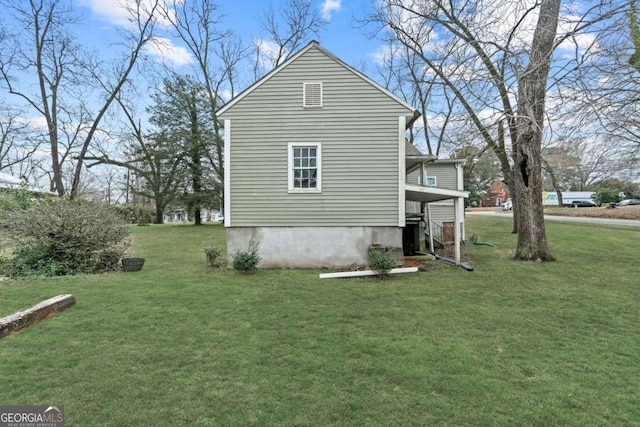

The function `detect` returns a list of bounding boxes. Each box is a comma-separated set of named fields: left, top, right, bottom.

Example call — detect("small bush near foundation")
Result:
left=204, top=247, right=222, bottom=267
left=232, top=240, right=260, bottom=273
left=1, top=198, right=129, bottom=277
left=369, top=250, right=397, bottom=277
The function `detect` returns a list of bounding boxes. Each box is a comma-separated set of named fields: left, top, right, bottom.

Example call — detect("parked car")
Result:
left=617, top=198, right=640, bottom=206
left=501, top=198, right=513, bottom=211
left=564, top=200, right=597, bottom=208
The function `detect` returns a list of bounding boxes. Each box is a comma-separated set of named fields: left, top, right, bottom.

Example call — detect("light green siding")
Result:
left=424, top=163, right=458, bottom=189
left=221, top=46, right=414, bottom=226
left=407, top=168, right=421, bottom=185
left=429, top=201, right=455, bottom=224
left=406, top=161, right=463, bottom=224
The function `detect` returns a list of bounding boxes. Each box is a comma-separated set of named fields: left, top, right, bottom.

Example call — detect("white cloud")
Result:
left=556, top=16, right=598, bottom=53
left=25, top=116, right=50, bottom=132
left=219, top=90, right=233, bottom=102
left=321, top=0, right=341, bottom=20
left=77, top=0, right=176, bottom=29
left=371, top=43, right=394, bottom=66
left=253, top=38, right=284, bottom=70
left=144, top=37, right=193, bottom=67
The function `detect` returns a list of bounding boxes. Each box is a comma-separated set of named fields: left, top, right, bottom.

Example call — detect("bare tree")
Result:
left=0, top=102, right=40, bottom=174
left=255, top=0, right=327, bottom=75
left=0, top=0, right=161, bottom=198
left=366, top=0, right=618, bottom=261
left=511, top=0, right=561, bottom=261
left=374, top=41, right=457, bottom=156
left=85, top=91, right=185, bottom=224
left=163, top=0, right=247, bottom=215
left=553, top=1, right=640, bottom=178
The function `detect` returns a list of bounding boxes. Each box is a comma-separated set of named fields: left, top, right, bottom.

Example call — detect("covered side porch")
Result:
left=404, top=185, right=469, bottom=265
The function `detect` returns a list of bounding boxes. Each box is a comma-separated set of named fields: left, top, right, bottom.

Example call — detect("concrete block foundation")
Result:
left=227, top=226, right=403, bottom=268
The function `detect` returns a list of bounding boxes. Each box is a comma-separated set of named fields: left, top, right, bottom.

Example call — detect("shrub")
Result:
left=368, top=249, right=397, bottom=277
left=232, top=240, right=260, bottom=273
left=204, top=247, right=222, bottom=267
left=0, top=182, right=35, bottom=215
left=113, top=204, right=155, bottom=224
left=0, top=198, right=130, bottom=277
left=592, top=188, right=621, bottom=206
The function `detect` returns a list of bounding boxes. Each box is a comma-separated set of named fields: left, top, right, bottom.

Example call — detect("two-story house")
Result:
left=218, top=41, right=467, bottom=268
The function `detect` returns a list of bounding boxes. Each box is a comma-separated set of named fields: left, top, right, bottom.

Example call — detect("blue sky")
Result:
left=72, top=0, right=383, bottom=86
left=223, top=0, right=377, bottom=66
left=1, top=0, right=390, bottom=182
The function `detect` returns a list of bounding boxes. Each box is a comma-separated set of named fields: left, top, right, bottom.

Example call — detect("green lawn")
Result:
left=1, top=218, right=638, bottom=426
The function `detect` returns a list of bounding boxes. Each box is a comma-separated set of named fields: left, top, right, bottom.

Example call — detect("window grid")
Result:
left=292, top=147, right=318, bottom=189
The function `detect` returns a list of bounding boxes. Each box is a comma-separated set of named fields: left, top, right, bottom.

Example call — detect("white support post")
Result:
left=426, top=202, right=434, bottom=253
left=454, top=197, right=461, bottom=265
left=455, top=163, right=466, bottom=241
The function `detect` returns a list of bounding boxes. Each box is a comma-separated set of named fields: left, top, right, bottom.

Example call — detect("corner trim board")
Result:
left=224, top=119, right=231, bottom=227
left=398, top=116, right=406, bottom=227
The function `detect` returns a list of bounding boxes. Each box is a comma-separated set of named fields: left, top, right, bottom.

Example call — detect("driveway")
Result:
left=466, top=210, right=640, bottom=227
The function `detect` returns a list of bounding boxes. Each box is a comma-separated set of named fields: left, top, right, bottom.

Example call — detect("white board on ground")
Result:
left=319, top=267, right=419, bottom=279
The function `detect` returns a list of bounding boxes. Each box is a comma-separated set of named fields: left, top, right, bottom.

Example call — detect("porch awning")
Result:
left=405, top=184, right=469, bottom=203
left=406, top=155, right=437, bottom=170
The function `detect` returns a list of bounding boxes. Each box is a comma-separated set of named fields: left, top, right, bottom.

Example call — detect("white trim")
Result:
left=217, top=41, right=417, bottom=121
left=217, top=43, right=317, bottom=117
left=303, top=82, right=323, bottom=108
left=224, top=120, right=231, bottom=227
left=398, top=116, right=406, bottom=227
left=405, top=184, right=469, bottom=203
left=318, top=45, right=418, bottom=114
left=425, top=176, right=437, bottom=187
left=455, top=162, right=465, bottom=191
left=287, top=142, right=322, bottom=193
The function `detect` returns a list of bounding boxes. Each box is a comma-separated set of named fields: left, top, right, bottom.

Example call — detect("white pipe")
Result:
left=319, top=267, right=419, bottom=279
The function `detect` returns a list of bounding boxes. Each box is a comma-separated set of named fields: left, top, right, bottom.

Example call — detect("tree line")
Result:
left=1, top=0, right=639, bottom=261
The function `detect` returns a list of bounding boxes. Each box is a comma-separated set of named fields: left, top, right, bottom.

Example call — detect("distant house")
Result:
left=483, top=179, right=510, bottom=207
left=0, top=172, right=54, bottom=195
left=217, top=41, right=468, bottom=268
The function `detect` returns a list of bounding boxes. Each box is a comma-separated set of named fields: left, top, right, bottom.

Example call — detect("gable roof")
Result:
left=217, top=41, right=420, bottom=126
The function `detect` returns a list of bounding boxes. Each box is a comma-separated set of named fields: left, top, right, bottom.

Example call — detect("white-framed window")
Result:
left=303, top=82, right=323, bottom=108
left=425, top=176, right=437, bottom=187
left=288, top=142, right=322, bottom=193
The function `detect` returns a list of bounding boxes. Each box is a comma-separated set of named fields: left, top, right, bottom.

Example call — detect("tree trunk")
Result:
left=513, top=0, right=560, bottom=262
left=155, top=205, right=164, bottom=224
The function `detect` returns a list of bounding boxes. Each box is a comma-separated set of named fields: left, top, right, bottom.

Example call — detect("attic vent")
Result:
left=303, top=82, right=323, bottom=108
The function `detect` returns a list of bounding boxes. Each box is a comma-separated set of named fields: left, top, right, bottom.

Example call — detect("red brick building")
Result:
left=482, top=179, right=510, bottom=207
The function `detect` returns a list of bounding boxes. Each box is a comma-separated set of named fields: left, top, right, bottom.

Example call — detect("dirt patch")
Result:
left=543, top=205, right=640, bottom=220
left=467, top=205, right=640, bottom=220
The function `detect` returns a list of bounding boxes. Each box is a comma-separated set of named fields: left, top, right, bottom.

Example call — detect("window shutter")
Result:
left=303, top=82, right=322, bottom=108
